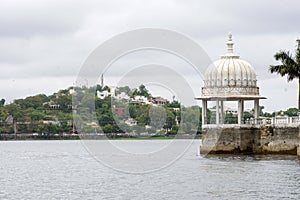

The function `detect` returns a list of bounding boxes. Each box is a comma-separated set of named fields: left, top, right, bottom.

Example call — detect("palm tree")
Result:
left=269, top=39, right=300, bottom=111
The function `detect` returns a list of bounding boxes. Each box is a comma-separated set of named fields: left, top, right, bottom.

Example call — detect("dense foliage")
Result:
left=0, top=85, right=296, bottom=135
left=0, top=85, right=201, bottom=135
left=0, top=90, right=72, bottom=134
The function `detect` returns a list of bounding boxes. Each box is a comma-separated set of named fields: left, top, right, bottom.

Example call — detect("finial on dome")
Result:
left=228, top=32, right=232, bottom=41
left=226, top=32, right=234, bottom=54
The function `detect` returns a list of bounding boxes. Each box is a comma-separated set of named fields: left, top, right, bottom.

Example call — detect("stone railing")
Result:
left=245, top=116, right=300, bottom=126
left=205, top=115, right=300, bottom=127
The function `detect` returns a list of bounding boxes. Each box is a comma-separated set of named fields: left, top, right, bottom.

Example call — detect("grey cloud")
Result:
left=0, top=1, right=82, bottom=38
left=0, top=0, right=299, bottom=110
left=0, top=0, right=127, bottom=38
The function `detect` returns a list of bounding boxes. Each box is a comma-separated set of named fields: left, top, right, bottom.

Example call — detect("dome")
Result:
left=204, top=58, right=257, bottom=88
left=202, top=33, right=261, bottom=98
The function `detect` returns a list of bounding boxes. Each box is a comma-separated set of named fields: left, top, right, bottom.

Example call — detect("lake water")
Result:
left=1, top=140, right=300, bottom=199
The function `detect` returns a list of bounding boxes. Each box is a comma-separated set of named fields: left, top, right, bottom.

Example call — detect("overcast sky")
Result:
left=1, top=0, right=300, bottom=112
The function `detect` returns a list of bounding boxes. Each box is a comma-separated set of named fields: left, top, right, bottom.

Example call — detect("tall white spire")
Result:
left=226, top=32, right=234, bottom=54
left=101, top=73, right=104, bottom=86
left=221, top=32, right=239, bottom=59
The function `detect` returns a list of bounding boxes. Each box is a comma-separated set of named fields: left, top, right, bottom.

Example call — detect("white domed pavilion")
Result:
left=197, top=33, right=266, bottom=125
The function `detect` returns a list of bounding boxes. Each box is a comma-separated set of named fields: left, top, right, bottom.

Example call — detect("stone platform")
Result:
left=200, top=124, right=299, bottom=156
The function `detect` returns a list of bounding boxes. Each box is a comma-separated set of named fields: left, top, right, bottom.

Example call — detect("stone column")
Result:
left=254, top=99, right=259, bottom=124
left=202, top=100, right=207, bottom=125
left=238, top=100, right=243, bottom=125
left=216, top=99, right=220, bottom=125
left=220, top=100, right=224, bottom=124
left=241, top=100, right=244, bottom=124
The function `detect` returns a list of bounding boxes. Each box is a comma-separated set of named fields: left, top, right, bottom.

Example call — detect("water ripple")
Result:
left=0, top=140, right=299, bottom=199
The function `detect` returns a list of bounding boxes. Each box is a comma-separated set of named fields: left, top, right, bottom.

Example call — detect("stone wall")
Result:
left=298, top=144, right=300, bottom=160
left=256, top=125, right=298, bottom=154
left=200, top=125, right=259, bottom=154
left=298, top=127, right=300, bottom=160
left=201, top=125, right=299, bottom=156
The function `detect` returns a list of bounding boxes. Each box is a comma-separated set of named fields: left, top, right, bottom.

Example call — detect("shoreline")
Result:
left=0, top=133, right=201, bottom=141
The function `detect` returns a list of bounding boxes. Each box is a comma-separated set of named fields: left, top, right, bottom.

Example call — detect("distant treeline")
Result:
left=0, top=84, right=298, bottom=136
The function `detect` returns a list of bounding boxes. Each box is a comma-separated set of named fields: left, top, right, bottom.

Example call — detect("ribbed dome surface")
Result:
left=202, top=33, right=260, bottom=97
left=204, top=57, right=257, bottom=87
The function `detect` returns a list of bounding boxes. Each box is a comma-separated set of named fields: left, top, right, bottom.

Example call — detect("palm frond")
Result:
left=270, top=49, right=300, bottom=81
left=274, top=51, right=296, bottom=66
left=287, top=73, right=297, bottom=81
left=296, top=39, right=300, bottom=67
left=269, top=64, right=289, bottom=76
left=270, top=40, right=300, bottom=110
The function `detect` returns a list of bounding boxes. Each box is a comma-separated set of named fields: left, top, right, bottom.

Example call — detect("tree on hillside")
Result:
left=132, top=84, right=151, bottom=98
left=178, top=106, right=200, bottom=134
left=269, top=39, right=300, bottom=111
left=115, top=86, right=132, bottom=96
left=0, top=99, right=5, bottom=107
left=15, top=95, right=48, bottom=109
left=149, top=106, right=166, bottom=130
left=284, top=107, right=299, bottom=116
left=167, top=100, right=180, bottom=108
left=54, top=94, right=72, bottom=111
left=6, top=103, right=23, bottom=121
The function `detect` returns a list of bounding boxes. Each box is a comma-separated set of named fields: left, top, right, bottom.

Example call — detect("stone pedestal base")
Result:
left=200, top=125, right=259, bottom=155
left=200, top=125, right=299, bottom=156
